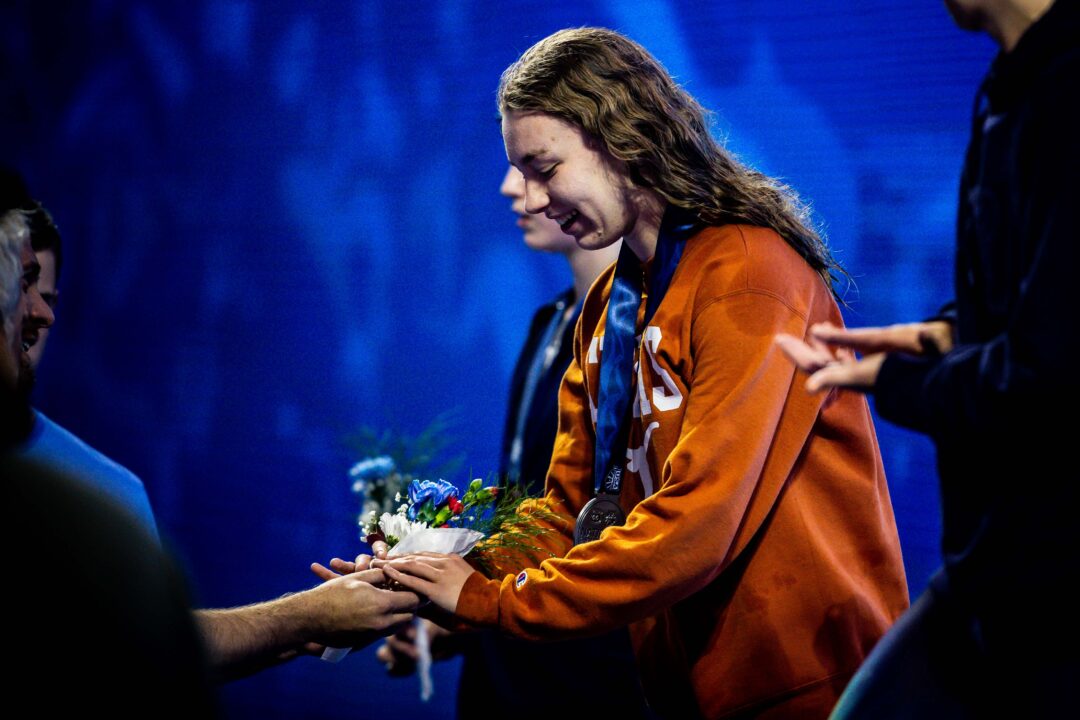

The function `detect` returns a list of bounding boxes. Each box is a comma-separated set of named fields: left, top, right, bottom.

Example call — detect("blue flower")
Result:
left=349, top=456, right=396, bottom=481
left=407, top=479, right=459, bottom=520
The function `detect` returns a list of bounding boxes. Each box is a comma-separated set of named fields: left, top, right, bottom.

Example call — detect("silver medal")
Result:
left=574, top=495, right=626, bottom=545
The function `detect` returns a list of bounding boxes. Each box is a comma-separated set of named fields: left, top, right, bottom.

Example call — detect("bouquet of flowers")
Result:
left=346, top=414, right=561, bottom=574
left=355, top=460, right=556, bottom=576
left=324, top=421, right=563, bottom=700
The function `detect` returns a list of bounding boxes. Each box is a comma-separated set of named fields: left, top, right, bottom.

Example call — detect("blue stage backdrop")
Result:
left=2, top=1, right=993, bottom=717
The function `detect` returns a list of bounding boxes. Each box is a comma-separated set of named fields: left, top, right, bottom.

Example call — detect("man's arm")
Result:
left=774, top=319, right=953, bottom=394
left=196, top=568, right=418, bottom=680
left=780, top=56, right=1078, bottom=440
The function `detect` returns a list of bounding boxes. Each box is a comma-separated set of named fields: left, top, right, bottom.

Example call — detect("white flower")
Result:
left=359, top=509, right=379, bottom=532
left=379, top=512, right=427, bottom=543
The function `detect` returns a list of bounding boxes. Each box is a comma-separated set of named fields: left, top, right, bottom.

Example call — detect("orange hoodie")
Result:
left=459, top=225, right=909, bottom=719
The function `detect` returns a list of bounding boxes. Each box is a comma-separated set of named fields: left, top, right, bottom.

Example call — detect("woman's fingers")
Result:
left=384, top=558, right=443, bottom=582
left=382, top=564, right=435, bottom=595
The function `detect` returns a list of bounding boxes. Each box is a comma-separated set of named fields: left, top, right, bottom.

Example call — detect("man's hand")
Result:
left=311, top=540, right=390, bottom=581
left=302, top=568, right=420, bottom=647
left=775, top=320, right=953, bottom=394
left=197, top=566, right=418, bottom=679
left=809, top=320, right=954, bottom=356
left=375, top=553, right=476, bottom=615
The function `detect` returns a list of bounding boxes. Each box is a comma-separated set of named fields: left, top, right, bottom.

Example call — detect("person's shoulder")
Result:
left=25, top=410, right=144, bottom=486
left=681, top=224, right=831, bottom=319
left=522, top=287, right=574, bottom=338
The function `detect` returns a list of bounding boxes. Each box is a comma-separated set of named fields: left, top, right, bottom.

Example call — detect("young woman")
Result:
left=383, top=28, right=909, bottom=719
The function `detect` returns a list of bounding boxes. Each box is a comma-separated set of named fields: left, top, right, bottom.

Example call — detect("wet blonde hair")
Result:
left=498, top=27, right=843, bottom=292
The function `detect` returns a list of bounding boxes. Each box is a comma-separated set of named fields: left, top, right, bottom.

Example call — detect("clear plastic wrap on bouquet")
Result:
left=386, top=526, right=484, bottom=558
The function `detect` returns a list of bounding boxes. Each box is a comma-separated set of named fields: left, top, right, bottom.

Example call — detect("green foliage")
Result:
left=468, top=484, right=565, bottom=578
left=344, top=410, right=465, bottom=479
left=346, top=414, right=562, bottom=571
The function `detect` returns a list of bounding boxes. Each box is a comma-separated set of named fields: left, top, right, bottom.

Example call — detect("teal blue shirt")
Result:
left=19, top=410, right=159, bottom=542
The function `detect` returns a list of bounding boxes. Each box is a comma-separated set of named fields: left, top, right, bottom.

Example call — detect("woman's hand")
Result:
left=375, top=553, right=477, bottom=614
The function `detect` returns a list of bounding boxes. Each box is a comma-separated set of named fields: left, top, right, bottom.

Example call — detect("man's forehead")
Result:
left=19, top=240, right=38, bottom=270
left=33, top=248, right=56, bottom=286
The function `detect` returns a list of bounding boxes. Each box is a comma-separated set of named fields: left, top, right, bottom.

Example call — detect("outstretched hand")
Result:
left=302, top=568, right=420, bottom=648
left=775, top=320, right=953, bottom=394
left=375, top=553, right=477, bottom=615
left=311, top=540, right=390, bottom=581
left=808, top=320, right=953, bottom=356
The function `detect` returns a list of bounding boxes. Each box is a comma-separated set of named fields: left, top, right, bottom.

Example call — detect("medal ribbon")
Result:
left=592, top=205, right=700, bottom=497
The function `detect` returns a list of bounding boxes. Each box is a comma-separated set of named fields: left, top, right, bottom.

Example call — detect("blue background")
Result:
left=2, top=1, right=994, bottom=717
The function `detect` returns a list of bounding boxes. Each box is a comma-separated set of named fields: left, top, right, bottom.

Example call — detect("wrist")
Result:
left=454, top=571, right=499, bottom=627
left=277, top=587, right=322, bottom=645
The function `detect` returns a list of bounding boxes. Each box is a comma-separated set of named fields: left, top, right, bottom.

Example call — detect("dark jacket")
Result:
left=873, top=0, right=1080, bottom=654
left=499, top=287, right=578, bottom=494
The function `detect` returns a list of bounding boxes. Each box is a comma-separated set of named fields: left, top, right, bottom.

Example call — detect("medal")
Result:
left=574, top=494, right=627, bottom=544
left=576, top=205, right=699, bottom=546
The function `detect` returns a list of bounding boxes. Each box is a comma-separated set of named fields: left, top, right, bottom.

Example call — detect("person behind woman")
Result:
left=383, top=28, right=909, bottom=719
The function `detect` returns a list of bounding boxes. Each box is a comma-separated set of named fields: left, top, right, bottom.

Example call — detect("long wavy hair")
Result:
left=498, top=27, right=845, bottom=293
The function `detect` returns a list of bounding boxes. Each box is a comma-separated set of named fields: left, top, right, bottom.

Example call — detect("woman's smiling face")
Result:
left=502, top=111, right=661, bottom=258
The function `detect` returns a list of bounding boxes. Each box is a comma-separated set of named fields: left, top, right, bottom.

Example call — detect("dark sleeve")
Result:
left=4, top=457, right=217, bottom=714
left=873, top=57, right=1078, bottom=439
left=929, top=300, right=956, bottom=326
